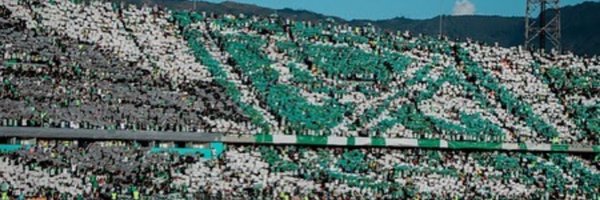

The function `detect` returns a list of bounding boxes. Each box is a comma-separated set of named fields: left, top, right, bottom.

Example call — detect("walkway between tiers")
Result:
left=0, top=127, right=598, bottom=153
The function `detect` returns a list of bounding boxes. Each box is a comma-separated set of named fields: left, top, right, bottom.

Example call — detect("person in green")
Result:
left=552, top=137, right=560, bottom=144
left=1, top=182, right=8, bottom=200
left=91, top=175, right=99, bottom=190
left=279, top=192, right=289, bottom=200
left=133, top=188, right=140, bottom=200
left=111, top=191, right=117, bottom=200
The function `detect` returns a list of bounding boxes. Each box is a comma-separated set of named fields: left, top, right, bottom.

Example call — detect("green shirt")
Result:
left=133, top=191, right=140, bottom=200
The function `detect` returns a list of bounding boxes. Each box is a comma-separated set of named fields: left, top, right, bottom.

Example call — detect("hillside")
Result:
left=116, top=0, right=600, bottom=56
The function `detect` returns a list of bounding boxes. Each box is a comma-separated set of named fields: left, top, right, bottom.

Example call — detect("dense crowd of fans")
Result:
left=0, top=141, right=598, bottom=199
left=0, top=0, right=252, bottom=134
left=0, top=0, right=599, bottom=198
left=1, top=0, right=597, bottom=145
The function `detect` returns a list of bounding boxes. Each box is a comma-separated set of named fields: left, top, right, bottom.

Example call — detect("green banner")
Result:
left=255, top=134, right=273, bottom=143
left=347, top=137, right=356, bottom=146
left=0, top=144, right=23, bottom=153
left=371, top=137, right=386, bottom=146
left=448, top=141, right=501, bottom=150
left=418, top=139, right=440, bottom=148
left=551, top=144, right=569, bottom=152
left=297, top=135, right=328, bottom=145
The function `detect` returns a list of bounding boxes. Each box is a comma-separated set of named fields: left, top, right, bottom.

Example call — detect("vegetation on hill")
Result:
left=115, top=0, right=600, bottom=56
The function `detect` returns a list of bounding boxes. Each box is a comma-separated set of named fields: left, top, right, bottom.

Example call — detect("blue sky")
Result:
left=199, top=0, right=599, bottom=20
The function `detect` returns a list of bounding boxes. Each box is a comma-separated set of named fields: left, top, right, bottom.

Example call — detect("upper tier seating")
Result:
left=0, top=0, right=598, bottom=145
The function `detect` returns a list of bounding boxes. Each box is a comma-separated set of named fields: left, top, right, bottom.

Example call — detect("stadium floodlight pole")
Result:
left=438, top=0, right=444, bottom=38
left=439, top=15, right=443, bottom=38
left=525, top=0, right=561, bottom=52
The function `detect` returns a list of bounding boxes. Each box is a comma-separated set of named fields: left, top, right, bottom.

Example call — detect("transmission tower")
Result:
left=525, top=0, right=561, bottom=52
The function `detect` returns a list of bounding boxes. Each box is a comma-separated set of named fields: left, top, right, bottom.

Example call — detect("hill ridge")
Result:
left=117, top=0, right=600, bottom=55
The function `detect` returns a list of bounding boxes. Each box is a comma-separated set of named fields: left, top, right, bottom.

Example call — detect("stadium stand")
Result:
left=0, top=0, right=252, bottom=134
left=0, top=0, right=598, bottom=199
left=1, top=0, right=599, bottom=144
left=0, top=142, right=598, bottom=199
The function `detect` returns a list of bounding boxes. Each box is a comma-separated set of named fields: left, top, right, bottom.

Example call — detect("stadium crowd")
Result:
left=0, top=0, right=598, bottom=199
left=1, top=0, right=598, bottom=145
left=0, top=142, right=599, bottom=199
left=0, top=0, right=252, bottom=134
